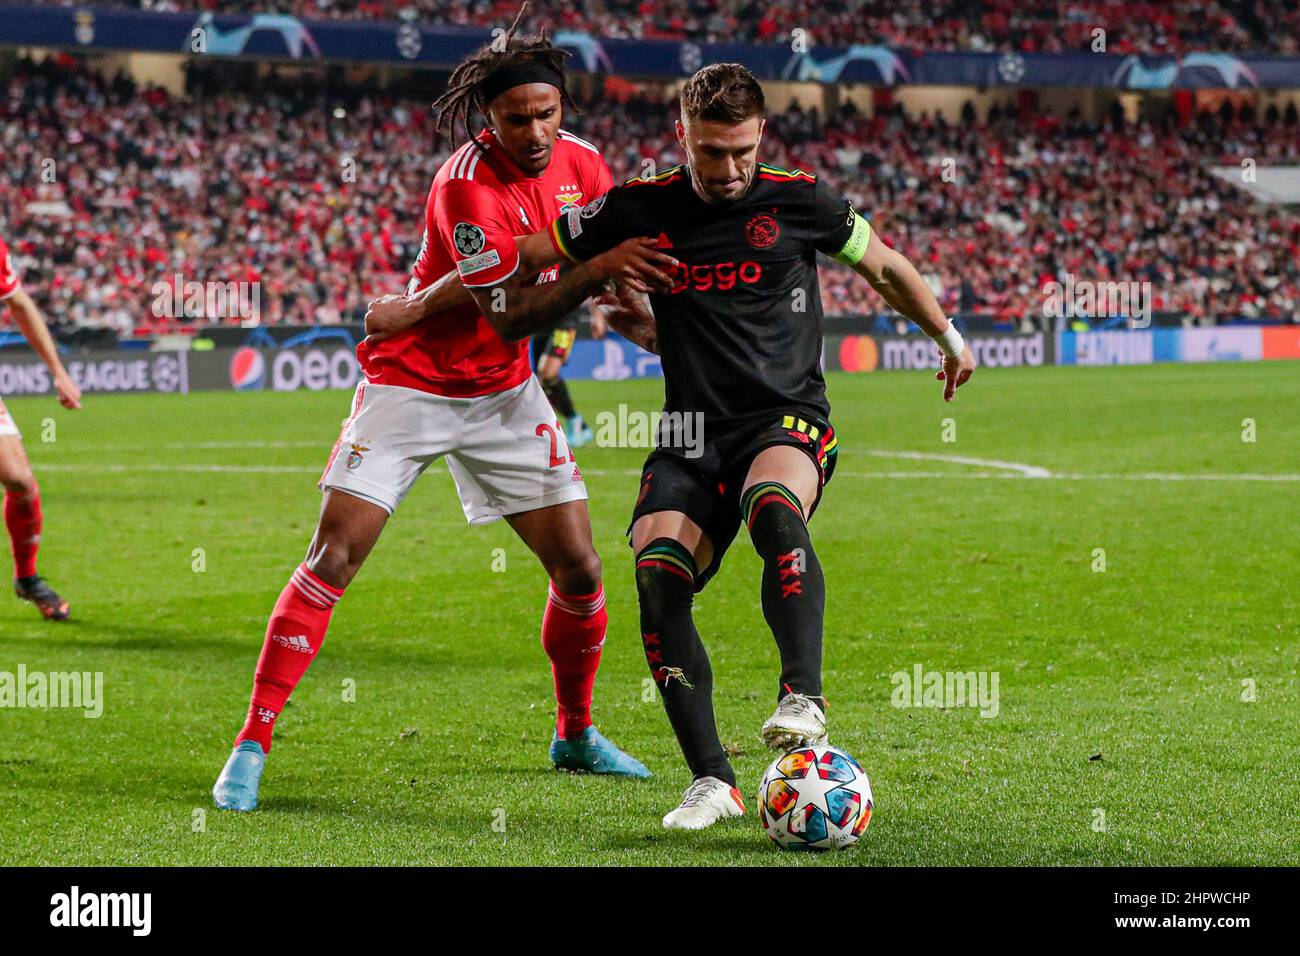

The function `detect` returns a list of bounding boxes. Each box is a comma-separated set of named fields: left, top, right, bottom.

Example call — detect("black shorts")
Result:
left=628, top=411, right=839, bottom=590
left=531, top=323, right=579, bottom=369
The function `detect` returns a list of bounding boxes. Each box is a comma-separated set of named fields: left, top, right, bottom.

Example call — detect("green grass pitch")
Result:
left=1, top=361, right=1297, bottom=865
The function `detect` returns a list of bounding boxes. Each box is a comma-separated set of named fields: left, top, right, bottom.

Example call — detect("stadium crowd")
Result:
left=1, top=57, right=1297, bottom=334
left=9, top=0, right=1300, bottom=55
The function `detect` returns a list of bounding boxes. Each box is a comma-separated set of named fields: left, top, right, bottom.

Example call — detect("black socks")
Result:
left=634, top=538, right=735, bottom=786
left=740, top=481, right=826, bottom=704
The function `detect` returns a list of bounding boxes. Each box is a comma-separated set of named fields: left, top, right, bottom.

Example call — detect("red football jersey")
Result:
left=357, top=128, right=612, bottom=397
left=0, top=236, right=21, bottom=301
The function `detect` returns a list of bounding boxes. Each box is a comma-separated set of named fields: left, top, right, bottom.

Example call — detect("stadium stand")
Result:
left=7, top=0, right=1300, bottom=55
left=0, top=56, right=1297, bottom=334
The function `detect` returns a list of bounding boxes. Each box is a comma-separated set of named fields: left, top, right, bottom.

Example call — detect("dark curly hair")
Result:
left=431, top=3, right=578, bottom=149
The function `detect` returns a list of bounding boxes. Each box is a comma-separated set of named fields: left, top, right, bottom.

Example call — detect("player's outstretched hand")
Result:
left=364, top=293, right=423, bottom=343
left=54, top=372, right=81, bottom=410
left=596, top=282, right=658, bottom=354
left=591, top=237, right=678, bottom=294
left=936, top=344, right=976, bottom=402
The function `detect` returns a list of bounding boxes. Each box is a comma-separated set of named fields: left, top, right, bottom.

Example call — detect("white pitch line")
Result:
left=35, top=463, right=312, bottom=474
left=838, top=471, right=1300, bottom=481
left=39, top=440, right=325, bottom=451
left=162, top=440, right=324, bottom=449
left=865, top=449, right=1053, bottom=478
left=29, top=462, right=1300, bottom=482
left=586, top=468, right=1300, bottom=482
left=1046, top=472, right=1300, bottom=482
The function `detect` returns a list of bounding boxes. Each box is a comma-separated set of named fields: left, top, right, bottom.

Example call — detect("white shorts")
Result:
left=319, top=377, right=588, bottom=524
left=0, top=398, right=20, bottom=439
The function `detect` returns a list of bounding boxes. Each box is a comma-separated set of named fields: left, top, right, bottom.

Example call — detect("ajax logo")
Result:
left=745, top=214, right=779, bottom=249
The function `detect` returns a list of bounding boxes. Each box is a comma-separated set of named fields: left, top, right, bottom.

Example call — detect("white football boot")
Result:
left=661, top=776, right=746, bottom=830
left=761, top=693, right=828, bottom=749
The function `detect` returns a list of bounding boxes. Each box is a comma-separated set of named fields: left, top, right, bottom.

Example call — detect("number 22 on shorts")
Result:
left=535, top=421, right=575, bottom=467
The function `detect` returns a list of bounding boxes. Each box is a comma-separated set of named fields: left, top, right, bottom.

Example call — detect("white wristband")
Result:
left=932, top=321, right=965, bottom=359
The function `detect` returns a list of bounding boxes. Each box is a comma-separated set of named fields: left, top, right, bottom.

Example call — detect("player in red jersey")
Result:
left=213, top=20, right=678, bottom=810
left=0, top=235, right=81, bottom=620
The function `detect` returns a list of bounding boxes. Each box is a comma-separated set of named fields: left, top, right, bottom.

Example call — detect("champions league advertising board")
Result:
left=4, top=6, right=1300, bottom=88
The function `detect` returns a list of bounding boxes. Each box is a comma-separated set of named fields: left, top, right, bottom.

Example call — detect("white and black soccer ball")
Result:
left=758, top=745, right=873, bottom=851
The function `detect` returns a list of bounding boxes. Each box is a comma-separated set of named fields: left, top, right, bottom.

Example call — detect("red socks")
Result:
left=541, top=583, right=607, bottom=740
left=234, top=570, right=601, bottom=750
left=235, top=563, right=343, bottom=752
left=4, top=483, right=42, bottom=580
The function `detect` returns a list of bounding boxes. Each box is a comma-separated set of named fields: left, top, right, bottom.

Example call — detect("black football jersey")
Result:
left=550, top=162, right=870, bottom=433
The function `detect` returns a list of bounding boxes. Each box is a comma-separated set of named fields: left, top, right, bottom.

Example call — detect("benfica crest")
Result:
left=555, top=190, right=584, bottom=213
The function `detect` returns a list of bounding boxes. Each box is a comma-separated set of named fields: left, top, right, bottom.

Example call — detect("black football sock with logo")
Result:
left=542, top=376, right=578, bottom=421
left=741, top=481, right=826, bottom=707
left=634, top=537, right=736, bottom=787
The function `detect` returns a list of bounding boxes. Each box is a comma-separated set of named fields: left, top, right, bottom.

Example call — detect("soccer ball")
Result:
left=758, top=745, right=873, bottom=851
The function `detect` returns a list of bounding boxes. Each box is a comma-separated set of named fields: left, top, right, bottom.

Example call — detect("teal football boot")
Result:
left=212, top=740, right=266, bottom=811
left=550, top=726, right=651, bottom=778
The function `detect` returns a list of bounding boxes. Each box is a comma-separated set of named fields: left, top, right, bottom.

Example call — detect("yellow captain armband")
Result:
left=831, top=210, right=872, bottom=265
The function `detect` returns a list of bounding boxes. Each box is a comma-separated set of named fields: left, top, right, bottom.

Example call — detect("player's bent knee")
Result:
left=0, top=471, right=35, bottom=497
left=633, top=569, right=674, bottom=630
left=305, top=551, right=355, bottom=590
left=305, top=533, right=372, bottom=590
left=633, top=538, right=697, bottom=617
left=550, top=550, right=602, bottom=596
left=308, top=490, right=388, bottom=589
left=741, top=481, right=809, bottom=540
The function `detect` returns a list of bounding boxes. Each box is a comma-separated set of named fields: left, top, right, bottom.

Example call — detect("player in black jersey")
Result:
left=363, top=63, right=974, bottom=831
left=530, top=303, right=605, bottom=448
left=547, top=64, right=976, bottom=829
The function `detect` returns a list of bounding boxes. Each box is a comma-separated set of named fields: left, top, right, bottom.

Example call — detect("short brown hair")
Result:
left=680, top=63, right=766, bottom=123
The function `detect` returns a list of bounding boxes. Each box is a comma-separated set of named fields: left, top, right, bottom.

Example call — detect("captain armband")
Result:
left=831, top=210, right=873, bottom=266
